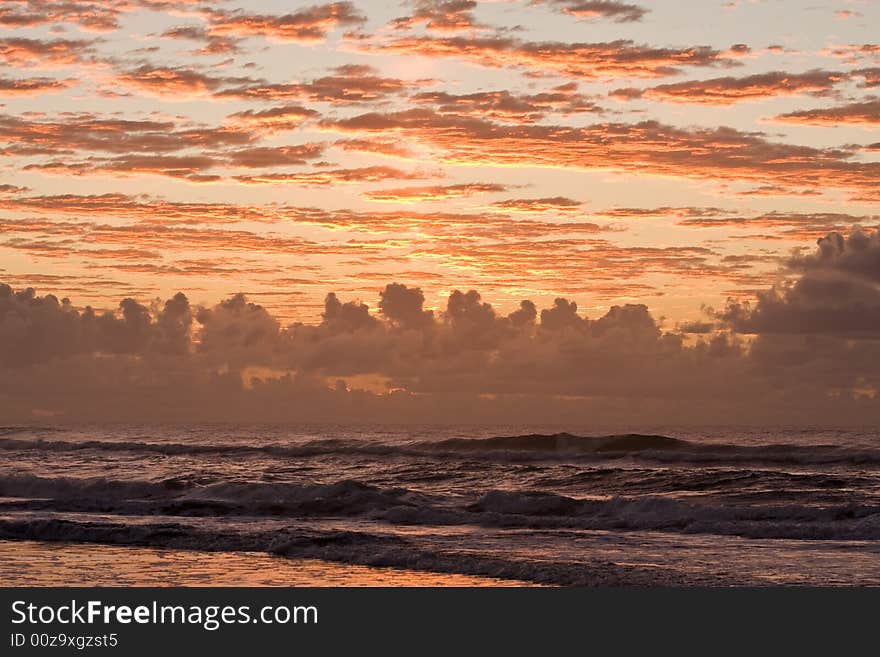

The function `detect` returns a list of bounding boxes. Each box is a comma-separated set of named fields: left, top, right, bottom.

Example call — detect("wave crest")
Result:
left=3, top=432, right=877, bottom=465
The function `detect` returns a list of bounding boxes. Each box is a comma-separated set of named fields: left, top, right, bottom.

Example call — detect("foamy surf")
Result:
left=1, top=425, right=878, bottom=585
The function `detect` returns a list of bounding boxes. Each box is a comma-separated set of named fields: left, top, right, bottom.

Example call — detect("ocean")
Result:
left=1, top=424, right=878, bottom=586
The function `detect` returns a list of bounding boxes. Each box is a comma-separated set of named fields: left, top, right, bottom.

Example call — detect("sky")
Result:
left=1, top=0, right=879, bottom=423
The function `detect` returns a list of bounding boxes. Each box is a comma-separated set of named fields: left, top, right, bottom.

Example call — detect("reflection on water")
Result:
left=0, top=541, right=531, bottom=587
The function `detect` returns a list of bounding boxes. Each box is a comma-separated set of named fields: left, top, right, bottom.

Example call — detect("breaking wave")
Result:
left=0, top=517, right=705, bottom=586
left=2, top=432, right=879, bottom=465
left=431, top=432, right=687, bottom=452
left=2, top=473, right=878, bottom=541
left=0, top=474, right=432, bottom=518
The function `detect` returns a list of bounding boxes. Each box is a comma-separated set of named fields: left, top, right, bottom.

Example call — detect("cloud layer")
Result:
left=2, top=229, right=880, bottom=422
left=0, top=0, right=877, bottom=420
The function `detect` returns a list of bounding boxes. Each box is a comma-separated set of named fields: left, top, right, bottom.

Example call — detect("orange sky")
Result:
left=0, top=0, right=876, bottom=326
left=1, top=2, right=880, bottom=423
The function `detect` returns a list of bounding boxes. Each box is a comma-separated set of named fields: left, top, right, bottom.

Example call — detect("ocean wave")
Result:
left=426, top=432, right=880, bottom=466
left=2, top=432, right=879, bottom=466
left=431, top=432, right=687, bottom=452
left=2, top=473, right=878, bottom=541
left=0, top=474, right=434, bottom=518
left=0, top=517, right=710, bottom=586
left=465, top=490, right=880, bottom=540
left=0, top=436, right=385, bottom=458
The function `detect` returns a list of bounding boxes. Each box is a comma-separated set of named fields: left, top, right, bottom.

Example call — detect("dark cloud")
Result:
left=410, top=86, right=602, bottom=122
left=0, top=75, right=75, bottom=95
left=195, top=293, right=280, bottom=367
left=203, top=2, right=366, bottom=42
left=217, top=64, right=420, bottom=103
left=23, top=154, right=222, bottom=181
left=390, top=0, right=482, bottom=32
left=225, top=105, right=318, bottom=132
left=160, top=25, right=241, bottom=55
left=380, top=283, right=435, bottom=329
left=773, top=99, right=880, bottom=127
left=356, top=35, right=739, bottom=80
left=3, top=245, right=880, bottom=423
left=0, top=113, right=254, bottom=157
left=611, top=69, right=848, bottom=105
left=363, top=183, right=507, bottom=202
left=0, top=283, right=191, bottom=367
left=535, top=1, right=649, bottom=23
left=225, top=144, right=326, bottom=168
left=113, top=64, right=256, bottom=96
left=721, top=229, right=880, bottom=337
left=0, top=37, right=97, bottom=67
left=0, top=1, right=214, bottom=33
left=322, top=292, right=380, bottom=332
left=0, top=0, right=121, bottom=31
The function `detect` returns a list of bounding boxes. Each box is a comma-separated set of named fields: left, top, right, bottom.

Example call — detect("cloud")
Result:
left=203, top=2, right=366, bottom=42
left=333, top=138, right=415, bottom=158
left=0, top=1, right=120, bottom=31
left=225, top=144, right=326, bottom=168
left=7, top=116, right=323, bottom=178
left=0, top=192, right=608, bottom=238
left=676, top=209, right=878, bottom=241
left=734, top=185, right=822, bottom=198
left=113, top=64, right=255, bottom=97
left=773, top=99, right=880, bottom=127
left=379, top=282, right=434, bottom=328
left=160, top=25, right=241, bottom=55
left=853, top=67, right=880, bottom=88
left=0, top=193, right=278, bottom=224
left=363, top=183, right=507, bottom=202
left=0, top=112, right=254, bottom=156
left=593, top=206, right=728, bottom=219
left=0, top=189, right=858, bottom=311
left=4, top=256, right=880, bottom=423
left=0, top=37, right=96, bottom=67
left=217, top=64, right=421, bottom=103
left=0, top=0, right=213, bottom=33
left=225, top=105, right=318, bottom=133
left=790, top=229, right=880, bottom=283
left=0, top=75, right=74, bottom=96
left=0, top=1, right=877, bottom=424
left=487, top=197, right=584, bottom=213
left=355, top=35, right=739, bottom=80
left=320, top=109, right=880, bottom=201
left=611, top=69, right=848, bottom=105
left=534, top=0, right=648, bottom=23
left=0, top=187, right=803, bottom=307
left=22, top=154, right=223, bottom=182
left=195, top=293, right=281, bottom=366
left=233, top=166, right=433, bottom=186
left=539, top=296, right=584, bottom=330
left=410, top=86, right=602, bottom=122
left=322, top=291, right=380, bottom=331
left=721, top=229, right=880, bottom=337
left=0, top=283, right=192, bottom=367
left=390, top=0, right=482, bottom=32
left=820, top=43, right=880, bottom=64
